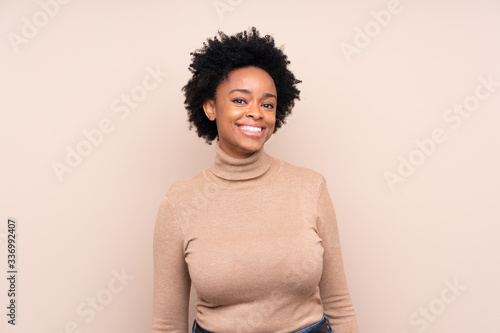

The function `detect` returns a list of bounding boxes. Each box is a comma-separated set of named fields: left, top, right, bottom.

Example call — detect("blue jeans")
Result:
left=192, top=313, right=332, bottom=333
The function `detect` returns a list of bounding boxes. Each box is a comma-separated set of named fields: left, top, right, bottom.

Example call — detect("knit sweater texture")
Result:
left=152, top=141, right=359, bottom=333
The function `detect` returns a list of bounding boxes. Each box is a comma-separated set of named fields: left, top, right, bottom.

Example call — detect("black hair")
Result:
left=182, top=27, right=301, bottom=144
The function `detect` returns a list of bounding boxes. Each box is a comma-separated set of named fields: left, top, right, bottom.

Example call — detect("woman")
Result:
left=152, top=27, right=359, bottom=333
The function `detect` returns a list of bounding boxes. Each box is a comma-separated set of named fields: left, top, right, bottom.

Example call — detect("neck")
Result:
left=209, top=141, right=272, bottom=181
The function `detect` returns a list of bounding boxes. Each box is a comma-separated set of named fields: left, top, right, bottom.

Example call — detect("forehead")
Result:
left=218, top=66, right=276, bottom=93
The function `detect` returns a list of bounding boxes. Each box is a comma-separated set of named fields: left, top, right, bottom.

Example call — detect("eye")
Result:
left=232, top=98, right=246, bottom=104
left=262, top=103, right=275, bottom=109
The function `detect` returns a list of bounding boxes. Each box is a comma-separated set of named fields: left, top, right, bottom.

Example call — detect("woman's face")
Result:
left=203, top=66, right=277, bottom=159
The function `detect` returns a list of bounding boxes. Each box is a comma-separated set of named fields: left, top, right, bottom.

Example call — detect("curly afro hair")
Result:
left=182, top=27, right=301, bottom=144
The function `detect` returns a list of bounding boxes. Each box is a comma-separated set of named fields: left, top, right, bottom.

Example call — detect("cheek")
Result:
left=268, top=113, right=277, bottom=127
left=225, top=107, right=247, bottom=122
left=266, top=115, right=276, bottom=137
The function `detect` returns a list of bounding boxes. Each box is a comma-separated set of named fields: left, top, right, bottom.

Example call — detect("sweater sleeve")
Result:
left=151, top=194, right=191, bottom=333
left=316, top=176, right=359, bottom=333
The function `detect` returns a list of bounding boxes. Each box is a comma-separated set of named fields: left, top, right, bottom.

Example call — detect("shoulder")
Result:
left=277, top=157, right=327, bottom=189
left=162, top=169, right=206, bottom=204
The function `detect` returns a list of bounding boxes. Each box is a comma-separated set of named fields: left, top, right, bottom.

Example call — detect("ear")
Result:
left=202, top=99, right=215, bottom=120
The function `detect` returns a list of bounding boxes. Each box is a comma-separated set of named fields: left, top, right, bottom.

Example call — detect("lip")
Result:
left=236, top=123, right=265, bottom=128
left=236, top=123, right=265, bottom=137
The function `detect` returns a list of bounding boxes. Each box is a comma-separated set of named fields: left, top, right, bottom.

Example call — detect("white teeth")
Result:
left=239, top=126, right=262, bottom=133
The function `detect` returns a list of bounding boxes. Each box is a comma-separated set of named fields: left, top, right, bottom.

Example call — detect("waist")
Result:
left=192, top=314, right=332, bottom=333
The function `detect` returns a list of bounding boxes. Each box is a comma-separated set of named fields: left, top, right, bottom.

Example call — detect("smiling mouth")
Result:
left=238, top=125, right=263, bottom=133
left=236, top=124, right=265, bottom=137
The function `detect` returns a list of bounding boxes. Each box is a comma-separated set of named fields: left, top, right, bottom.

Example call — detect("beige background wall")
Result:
left=1, top=0, right=499, bottom=332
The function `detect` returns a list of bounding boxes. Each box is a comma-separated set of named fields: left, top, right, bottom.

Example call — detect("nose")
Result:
left=245, top=101, right=263, bottom=119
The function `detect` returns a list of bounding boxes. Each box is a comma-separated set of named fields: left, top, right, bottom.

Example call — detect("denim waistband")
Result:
left=192, top=313, right=332, bottom=333
left=294, top=314, right=331, bottom=333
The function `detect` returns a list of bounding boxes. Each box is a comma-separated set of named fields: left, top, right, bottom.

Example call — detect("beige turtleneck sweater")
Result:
left=152, top=142, right=359, bottom=333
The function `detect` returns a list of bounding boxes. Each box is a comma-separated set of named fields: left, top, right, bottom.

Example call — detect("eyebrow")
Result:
left=229, top=88, right=277, bottom=100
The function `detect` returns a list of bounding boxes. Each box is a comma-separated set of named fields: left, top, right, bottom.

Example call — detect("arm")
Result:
left=316, top=176, right=359, bottom=333
left=152, top=195, right=191, bottom=333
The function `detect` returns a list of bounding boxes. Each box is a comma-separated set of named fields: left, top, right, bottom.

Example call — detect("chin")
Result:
left=235, top=140, right=266, bottom=155
left=238, top=142, right=262, bottom=153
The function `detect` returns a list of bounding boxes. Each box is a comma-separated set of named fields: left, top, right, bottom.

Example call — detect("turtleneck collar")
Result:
left=209, top=141, right=272, bottom=181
